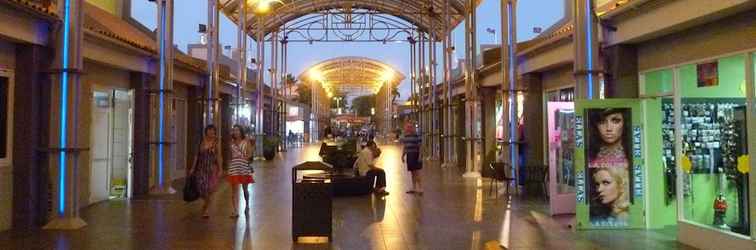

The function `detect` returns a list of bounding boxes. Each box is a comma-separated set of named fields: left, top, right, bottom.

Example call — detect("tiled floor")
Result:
left=0, top=144, right=694, bottom=250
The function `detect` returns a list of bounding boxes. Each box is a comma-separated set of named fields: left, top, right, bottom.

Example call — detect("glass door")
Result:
left=546, top=87, right=576, bottom=215
left=110, top=90, right=132, bottom=199
left=90, top=90, right=113, bottom=204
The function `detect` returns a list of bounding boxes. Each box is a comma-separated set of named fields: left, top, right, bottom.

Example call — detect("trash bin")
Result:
left=292, top=161, right=333, bottom=242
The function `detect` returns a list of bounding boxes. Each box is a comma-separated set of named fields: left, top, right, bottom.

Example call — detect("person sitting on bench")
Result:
left=354, top=141, right=388, bottom=196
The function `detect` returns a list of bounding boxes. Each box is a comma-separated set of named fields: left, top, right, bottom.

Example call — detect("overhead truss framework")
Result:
left=219, top=0, right=470, bottom=41
left=299, top=56, right=405, bottom=96
left=277, top=9, right=417, bottom=43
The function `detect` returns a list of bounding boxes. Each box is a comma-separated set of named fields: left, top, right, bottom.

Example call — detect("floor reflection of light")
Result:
left=233, top=219, right=248, bottom=250
left=499, top=196, right=513, bottom=249
left=474, top=184, right=483, bottom=222
left=471, top=230, right=481, bottom=250
left=297, top=236, right=329, bottom=244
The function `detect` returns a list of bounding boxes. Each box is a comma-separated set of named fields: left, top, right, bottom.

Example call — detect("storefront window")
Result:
left=678, top=54, right=750, bottom=236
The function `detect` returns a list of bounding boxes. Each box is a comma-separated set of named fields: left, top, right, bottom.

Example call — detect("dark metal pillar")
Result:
left=236, top=0, right=248, bottom=125
left=254, top=16, right=265, bottom=159
left=280, top=35, right=288, bottom=151
left=430, top=34, right=438, bottom=161
left=409, top=37, right=417, bottom=129
left=442, top=0, right=454, bottom=167
left=206, top=0, right=221, bottom=127
left=271, top=31, right=279, bottom=147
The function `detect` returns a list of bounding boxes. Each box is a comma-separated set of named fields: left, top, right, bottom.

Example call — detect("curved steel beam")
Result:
left=220, top=0, right=467, bottom=41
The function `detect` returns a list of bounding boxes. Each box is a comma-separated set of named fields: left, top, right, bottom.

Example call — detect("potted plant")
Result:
left=263, top=135, right=280, bottom=160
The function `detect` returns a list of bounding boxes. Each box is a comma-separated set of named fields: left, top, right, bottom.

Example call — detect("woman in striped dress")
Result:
left=189, top=125, right=223, bottom=218
left=227, top=125, right=254, bottom=218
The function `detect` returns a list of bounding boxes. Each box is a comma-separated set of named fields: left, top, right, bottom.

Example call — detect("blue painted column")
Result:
left=150, top=0, right=176, bottom=195
left=44, top=0, right=87, bottom=230
left=500, top=0, right=520, bottom=188
left=574, top=0, right=600, bottom=100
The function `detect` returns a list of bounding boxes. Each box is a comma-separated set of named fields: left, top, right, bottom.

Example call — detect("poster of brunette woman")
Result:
left=574, top=99, right=646, bottom=229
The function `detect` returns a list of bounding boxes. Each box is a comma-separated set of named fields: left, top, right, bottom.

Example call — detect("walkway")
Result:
left=0, top=144, right=691, bottom=250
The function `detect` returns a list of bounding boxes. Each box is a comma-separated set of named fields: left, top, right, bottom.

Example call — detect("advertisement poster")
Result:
left=575, top=99, right=644, bottom=229
left=696, top=61, right=718, bottom=87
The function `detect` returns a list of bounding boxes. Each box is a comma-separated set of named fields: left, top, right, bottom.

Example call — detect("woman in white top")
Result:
left=354, top=140, right=388, bottom=195
left=227, top=125, right=254, bottom=218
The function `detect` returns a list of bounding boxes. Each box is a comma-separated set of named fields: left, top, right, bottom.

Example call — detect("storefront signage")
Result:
left=634, top=164, right=643, bottom=198
left=576, top=170, right=585, bottom=202
left=575, top=116, right=584, bottom=148
left=632, top=126, right=642, bottom=158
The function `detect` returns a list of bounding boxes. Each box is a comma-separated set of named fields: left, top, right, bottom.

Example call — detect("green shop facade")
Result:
left=636, top=51, right=756, bottom=249
left=565, top=4, right=756, bottom=250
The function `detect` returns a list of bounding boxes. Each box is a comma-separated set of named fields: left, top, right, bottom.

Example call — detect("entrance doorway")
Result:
left=546, top=87, right=576, bottom=216
left=90, top=89, right=134, bottom=205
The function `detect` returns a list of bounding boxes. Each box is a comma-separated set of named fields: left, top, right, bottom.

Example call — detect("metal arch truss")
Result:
left=219, top=0, right=470, bottom=41
left=280, top=9, right=418, bottom=43
left=299, top=56, right=406, bottom=95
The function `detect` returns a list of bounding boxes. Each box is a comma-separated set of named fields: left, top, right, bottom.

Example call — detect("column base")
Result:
left=149, top=185, right=176, bottom=195
left=440, top=162, right=453, bottom=168
left=462, top=171, right=481, bottom=178
left=253, top=156, right=266, bottom=161
left=43, top=217, right=87, bottom=230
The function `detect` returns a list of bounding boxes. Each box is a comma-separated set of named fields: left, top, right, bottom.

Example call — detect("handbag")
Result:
left=183, top=174, right=200, bottom=202
left=243, top=140, right=255, bottom=173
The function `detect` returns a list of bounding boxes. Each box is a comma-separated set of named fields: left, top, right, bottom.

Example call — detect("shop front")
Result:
left=640, top=51, right=756, bottom=248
